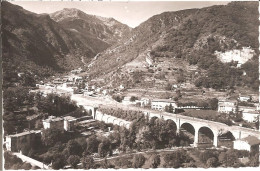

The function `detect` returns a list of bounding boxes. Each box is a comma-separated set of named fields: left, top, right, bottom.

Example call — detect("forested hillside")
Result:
left=88, top=1, right=259, bottom=91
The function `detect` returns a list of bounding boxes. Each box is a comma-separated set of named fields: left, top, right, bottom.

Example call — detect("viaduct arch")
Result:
left=75, top=102, right=260, bottom=148
left=145, top=111, right=260, bottom=148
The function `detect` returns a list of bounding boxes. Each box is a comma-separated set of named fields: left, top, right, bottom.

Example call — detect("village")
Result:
left=4, top=63, right=260, bottom=169
left=2, top=1, right=260, bottom=169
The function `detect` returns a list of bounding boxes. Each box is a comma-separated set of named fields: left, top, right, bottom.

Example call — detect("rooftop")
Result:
left=63, top=116, right=76, bottom=121
left=7, top=130, right=41, bottom=138
left=152, top=99, right=176, bottom=103
left=43, top=116, right=63, bottom=122
left=242, top=110, right=260, bottom=114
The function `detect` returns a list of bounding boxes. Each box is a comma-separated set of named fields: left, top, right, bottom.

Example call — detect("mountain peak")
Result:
left=50, top=8, right=96, bottom=22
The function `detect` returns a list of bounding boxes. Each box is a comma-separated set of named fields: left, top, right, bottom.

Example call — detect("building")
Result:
left=5, top=130, right=41, bottom=152
left=137, top=98, right=150, bottom=107
left=218, top=99, right=237, bottom=113
left=239, top=94, right=251, bottom=102
left=242, top=110, right=260, bottom=123
left=146, top=55, right=153, bottom=67
left=102, top=89, right=108, bottom=96
left=71, top=68, right=82, bottom=74
left=122, top=96, right=135, bottom=105
left=151, top=99, right=177, bottom=111
left=119, top=84, right=125, bottom=90
left=233, top=136, right=260, bottom=152
left=42, top=116, right=64, bottom=130
left=83, top=90, right=94, bottom=96
left=63, top=116, right=77, bottom=131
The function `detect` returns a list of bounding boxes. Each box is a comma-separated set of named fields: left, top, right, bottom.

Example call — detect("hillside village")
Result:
left=2, top=1, right=260, bottom=170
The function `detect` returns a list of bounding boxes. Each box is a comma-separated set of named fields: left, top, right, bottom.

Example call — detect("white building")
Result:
left=137, top=98, right=150, bottom=107
left=119, top=85, right=125, bottom=90
left=122, top=96, right=134, bottom=105
left=63, top=116, right=77, bottom=131
left=242, top=110, right=260, bottom=123
left=218, top=99, right=237, bottom=113
left=102, top=89, right=108, bottom=96
left=42, top=116, right=64, bottom=130
left=239, top=94, right=251, bottom=102
left=146, top=55, right=153, bottom=67
left=151, top=99, right=177, bottom=111
left=233, top=136, right=260, bottom=152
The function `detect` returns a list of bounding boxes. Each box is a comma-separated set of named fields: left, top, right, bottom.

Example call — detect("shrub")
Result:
left=133, top=154, right=146, bottom=168
left=206, top=157, right=218, bottom=167
left=150, top=154, right=161, bottom=168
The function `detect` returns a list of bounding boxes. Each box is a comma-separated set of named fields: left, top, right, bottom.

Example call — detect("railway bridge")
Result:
left=70, top=94, right=260, bottom=147
left=146, top=111, right=260, bottom=147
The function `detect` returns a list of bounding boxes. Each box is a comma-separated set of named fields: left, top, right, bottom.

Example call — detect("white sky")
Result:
left=10, top=1, right=231, bottom=28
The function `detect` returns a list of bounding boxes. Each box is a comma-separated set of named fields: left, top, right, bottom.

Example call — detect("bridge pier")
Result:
left=213, top=133, right=218, bottom=147
left=194, top=128, right=199, bottom=147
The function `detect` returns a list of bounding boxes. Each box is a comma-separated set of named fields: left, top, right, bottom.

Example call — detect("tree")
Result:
left=133, top=154, right=145, bottom=168
left=63, top=140, right=82, bottom=158
left=209, top=98, right=218, bottom=110
left=41, top=128, right=66, bottom=147
left=67, top=155, right=80, bottom=168
left=151, top=154, right=161, bottom=168
left=163, top=153, right=181, bottom=168
left=130, top=96, right=138, bottom=102
left=165, top=83, right=172, bottom=91
left=116, top=157, right=132, bottom=168
left=98, top=143, right=105, bottom=158
left=87, top=135, right=99, bottom=153
left=176, top=74, right=185, bottom=83
left=81, top=156, right=94, bottom=169
left=199, top=151, right=216, bottom=164
left=52, top=154, right=66, bottom=170
left=206, top=157, right=218, bottom=167
left=168, top=104, right=174, bottom=113
left=35, top=120, right=43, bottom=129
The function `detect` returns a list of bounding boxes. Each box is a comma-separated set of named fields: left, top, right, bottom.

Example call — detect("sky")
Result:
left=11, top=1, right=230, bottom=28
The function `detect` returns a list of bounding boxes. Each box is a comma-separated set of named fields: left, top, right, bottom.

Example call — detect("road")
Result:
left=13, top=152, right=50, bottom=169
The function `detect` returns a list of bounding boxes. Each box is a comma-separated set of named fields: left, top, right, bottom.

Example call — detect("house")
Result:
left=139, top=98, right=150, bottom=107
left=134, top=98, right=150, bottom=107
left=242, top=110, right=260, bottom=123
left=218, top=99, right=237, bottom=113
left=63, top=116, right=77, bottom=131
left=146, top=55, right=154, bottom=67
left=233, top=136, right=260, bottom=152
left=83, top=90, right=94, bottom=96
left=238, top=106, right=257, bottom=112
left=151, top=99, right=177, bottom=111
left=53, top=78, right=63, bottom=85
left=239, top=94, right=251, bottom=102
left=119, top=84, right=125, bottom=90
left=42, top=116, right=64, bottom=130
left=122, top=96, right=136, bottom=105
left=5, top=130, right=41, bottom=152
left=102, top=89, right=108, bottom=96
left=71, top=68, right=82, bottom=74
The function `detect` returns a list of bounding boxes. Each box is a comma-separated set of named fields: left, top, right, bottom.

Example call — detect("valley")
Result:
left=2, top=1, right=260, bottom=170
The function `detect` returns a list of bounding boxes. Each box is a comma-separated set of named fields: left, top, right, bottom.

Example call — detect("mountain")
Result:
left=50, top=8, right=132, bottom=45
left=87, top=1, right=259, bottom=91
left=2, top=2, right=130, bottom=88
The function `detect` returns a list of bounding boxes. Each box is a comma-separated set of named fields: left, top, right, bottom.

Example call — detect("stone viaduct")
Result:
left=146, top=111, right=260, bottom=147
left=74, top=98, right=260, bottom=148
left=75, top=103, right=131, bottom=129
